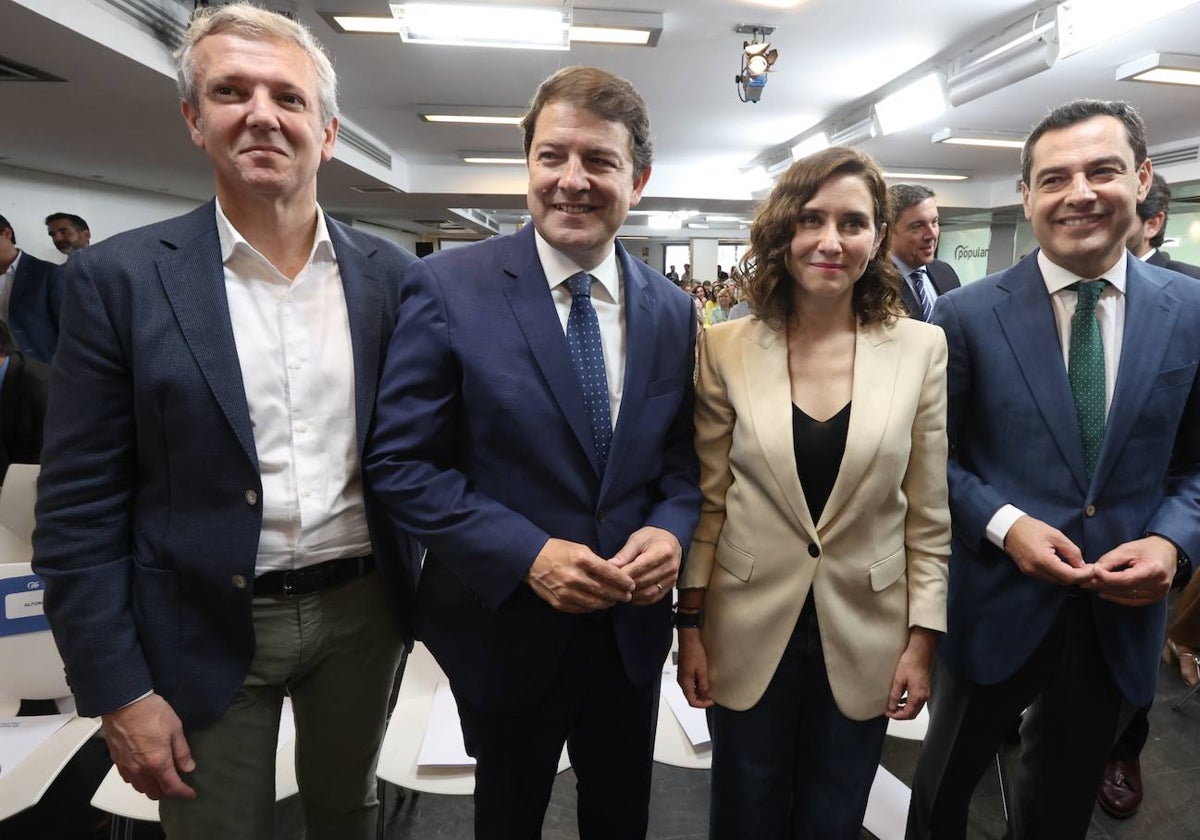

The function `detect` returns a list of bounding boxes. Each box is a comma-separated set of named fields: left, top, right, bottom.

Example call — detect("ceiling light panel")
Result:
left=1057, top=0, right=1199, bottom=59
left=931, top=128, right=1026, bottom=149
left=390, top=2, right=572, bottom=50
left=874, top=73, right=949, bottom=136
left=1117, top=52, right=1200, bottom=86
left=417, top=106, right=526, bottom=125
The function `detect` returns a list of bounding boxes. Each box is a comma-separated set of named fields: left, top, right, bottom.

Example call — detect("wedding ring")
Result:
left=655, top=583, right=664, bottom=594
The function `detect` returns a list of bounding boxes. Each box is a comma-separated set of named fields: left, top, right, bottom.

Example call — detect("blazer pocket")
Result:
left=1152, top=361, right=1197, bottom=391
left=646, top=376, right=683, bottom=398
left=715, top=536, right=755, bottom=582
left=868, top=548, right=906, bottom=592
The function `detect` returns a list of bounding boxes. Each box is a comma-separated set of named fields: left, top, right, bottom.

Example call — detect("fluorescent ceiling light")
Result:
left=1117, top=52, right=1200, bottom=86
left=1057, top=0, right=1199, bottom=59
left=828, top=114, right=878, bottom=146
left=418, top=106, right=525, bottom=125
left=648, top=214, right=682, bottom=230
left=874, top=73, right=948, bottom=136
left=946, top=9, right=1057, bottom=106
left=790, top=132, right=830, bottom=159
left=460, top=154, right=526, bottom=164
left=882, top=168, right=971, bottom=182
left=686, top=223, right=710, bottom=230
left=331, top=15, right=403, bottom=33
left=931, top=128, right=1026, bottom=150
left=570, top=26, right=648, bottom=44
left=390, top=2, right=571, bottom=50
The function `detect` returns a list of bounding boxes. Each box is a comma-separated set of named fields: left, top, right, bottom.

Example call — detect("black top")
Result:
left=793, top=401, right=851, bottom=524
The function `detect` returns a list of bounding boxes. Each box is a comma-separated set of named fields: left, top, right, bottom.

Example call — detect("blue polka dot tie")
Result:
left=909, top=269, right=933, bottom=321
left=1068, top=280, right=1107, bottom=479
left=565, top=272, right=612, bottom=471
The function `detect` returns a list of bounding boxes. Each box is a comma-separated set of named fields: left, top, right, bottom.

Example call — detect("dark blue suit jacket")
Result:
left=9, top=250, right=63, bottom=362
left=32, top=201, right=421, bottom=728
left=1147, top=248, right=1200, bottom=280
left=365, top=226, right=701, bottom=712
left=934, top=251, right=1200, bottom=705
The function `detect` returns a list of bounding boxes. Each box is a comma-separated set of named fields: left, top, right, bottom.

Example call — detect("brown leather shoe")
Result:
left=1097, top=758, right=1143, bottom=819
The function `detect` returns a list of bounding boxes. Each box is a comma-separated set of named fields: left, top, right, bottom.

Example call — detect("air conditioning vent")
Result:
left=350, top=185, right=401, bottom=194
left=339, top=124, right=393, bottom=170
left=98, top=0, right=189, bottom=48
left=1150, top=144, right=1199, bottom=167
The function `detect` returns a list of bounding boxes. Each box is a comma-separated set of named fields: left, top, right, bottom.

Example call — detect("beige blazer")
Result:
left=679, top=315, right=950, bottom=720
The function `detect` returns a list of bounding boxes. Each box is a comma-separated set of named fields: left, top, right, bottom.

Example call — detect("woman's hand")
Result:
left=677, top=629, right=714, bottom=708
left=886, top=626, right=939, bottom=720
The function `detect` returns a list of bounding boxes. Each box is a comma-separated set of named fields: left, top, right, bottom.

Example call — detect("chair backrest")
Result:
left=0, top=562, right=70, bottom=701
left=0, top=463, right=41, bottom=543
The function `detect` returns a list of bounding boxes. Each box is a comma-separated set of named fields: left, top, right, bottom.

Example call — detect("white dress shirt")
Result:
left=216, top=201, right=371, bottom=575
left=535, top=231, right=626, bottom=427
left=891, top=255, right=941, bottom=308
left=985, top=250, right=1128, bottom=548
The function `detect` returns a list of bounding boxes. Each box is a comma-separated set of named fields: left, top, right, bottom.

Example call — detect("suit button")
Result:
left=245, top=489, right=258, bottom=506
left=596, top=509, right=607, bottom=524
left=232, top=574, right=247, bottom=590
left=1085, top=504, right=1096, bottom=517
left=808, top=543, right=819, bottom=558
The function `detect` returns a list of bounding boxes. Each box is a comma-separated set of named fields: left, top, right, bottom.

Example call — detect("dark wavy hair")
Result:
left=740, top=146, right=905, bottom=330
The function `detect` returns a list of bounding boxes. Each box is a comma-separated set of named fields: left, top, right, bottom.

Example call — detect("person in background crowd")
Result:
left=678, top=146, right=949, bottom=839
left=707, top=286, right=735, bottom=325
left=0, top=213, right=62, bottom=362
left=887, top=184, right=960, bottom=322
left=0, top=318, right=48, bottom=477
left=45, top=212, right=91, bottom=256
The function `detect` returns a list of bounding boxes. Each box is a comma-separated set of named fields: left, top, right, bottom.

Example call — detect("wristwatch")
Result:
left=672, top=604, right=704, bottom=629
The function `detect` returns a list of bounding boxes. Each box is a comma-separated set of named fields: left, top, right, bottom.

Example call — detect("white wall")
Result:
left=0, top=164, right=202, bottom=263
left=346, top=219, right=420, bottom=254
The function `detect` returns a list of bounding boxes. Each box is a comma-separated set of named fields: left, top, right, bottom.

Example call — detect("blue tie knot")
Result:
left=566, top=272, right=593, bottom=299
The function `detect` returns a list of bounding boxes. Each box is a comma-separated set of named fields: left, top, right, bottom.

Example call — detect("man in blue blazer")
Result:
left=32, top=6, right=418, bottom=839
left=886, top=184, right=961, bottom=322
left=0, top=214, right=62, bottom=362
left=907, top=100, right=1200, bottom=840
left=366, top=66, right=700, bottom=838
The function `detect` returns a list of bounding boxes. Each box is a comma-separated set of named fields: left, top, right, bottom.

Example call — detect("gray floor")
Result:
left=271, top=654, right=1200, bottom=839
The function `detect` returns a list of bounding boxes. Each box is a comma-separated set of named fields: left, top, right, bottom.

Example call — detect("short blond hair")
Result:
left=174, top=2, right=338, bottom=126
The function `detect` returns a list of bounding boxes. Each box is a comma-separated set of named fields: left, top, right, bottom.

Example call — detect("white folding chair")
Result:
left=0, top=562, right=100, bottom=821
left=0, top=464, right=40, bottom=543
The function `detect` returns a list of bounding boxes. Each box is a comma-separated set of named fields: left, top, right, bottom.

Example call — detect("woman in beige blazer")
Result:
left=676, top=147, right=950, bottom=839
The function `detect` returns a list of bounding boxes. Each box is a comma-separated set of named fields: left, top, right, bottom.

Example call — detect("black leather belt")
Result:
left=253, top=555, right=374, bottom=598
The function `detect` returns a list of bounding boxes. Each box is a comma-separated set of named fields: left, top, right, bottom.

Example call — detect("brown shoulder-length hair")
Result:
left=740, top=146, right=905, bottom=331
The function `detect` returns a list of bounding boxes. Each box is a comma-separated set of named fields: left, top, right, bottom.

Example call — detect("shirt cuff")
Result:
left=985, top=505, right=1026, bottom=550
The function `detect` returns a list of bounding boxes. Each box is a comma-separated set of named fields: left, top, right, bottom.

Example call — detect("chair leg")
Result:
left=995, top=749, right=1013, bottom=830
left=1172, top=678, right=1200, bottom=712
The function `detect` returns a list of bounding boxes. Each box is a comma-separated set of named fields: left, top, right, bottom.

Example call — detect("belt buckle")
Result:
left=283, top=571, right=296, bottom=597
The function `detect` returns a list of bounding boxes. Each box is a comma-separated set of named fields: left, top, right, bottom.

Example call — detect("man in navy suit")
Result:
left=0, top=214, right=62, bottom=362
left=33, top=5, right=418, bottom=838
left=366, top=66, right=700, bottom=838
left=887, top=184, right=961, bottom=321
left=906, top=100, right=1200, bottom=840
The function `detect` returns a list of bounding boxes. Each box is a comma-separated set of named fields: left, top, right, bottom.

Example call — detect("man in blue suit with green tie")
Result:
left=907, top=100, right=1200, bottom=839
left=366, top=66, right=700, bottom=839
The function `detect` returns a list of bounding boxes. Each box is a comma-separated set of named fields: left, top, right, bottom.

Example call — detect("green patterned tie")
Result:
left=1068, top=280, right=1107, bottom=479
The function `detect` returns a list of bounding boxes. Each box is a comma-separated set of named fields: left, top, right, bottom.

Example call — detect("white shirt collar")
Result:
left=534, top=229, right=621, bottom=305
left=214, top=198, right=336, bottom=273
left=1139, top=247, right=1158, bottom=263
left=3, top=250, right=22, bottom=276
left=1038, top=249, right=1128, bottom=296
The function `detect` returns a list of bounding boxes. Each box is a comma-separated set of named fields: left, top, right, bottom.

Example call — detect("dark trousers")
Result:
left=1110, top=704, right=1150, bottom=761
left=906, top=597, right=1133, bottom=840
left=708, top=597, right=889, bottom=840
left=456, top=615, right=659, bottom=840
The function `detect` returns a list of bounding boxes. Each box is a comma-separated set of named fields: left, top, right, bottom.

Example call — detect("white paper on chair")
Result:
left=416, top=681, right=474, bottom=768
left=0, top=713, right=74, bottom=779
left=660, top=665, right=711, bottom=747
left=863, top=764, right=911, bottom=840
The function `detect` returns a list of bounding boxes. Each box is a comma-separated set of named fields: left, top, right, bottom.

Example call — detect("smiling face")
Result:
left=892, top=197, right=940, bottom=268
left=1022, top=115, right=1151, bottom=279
left=526, top=101, right=650, bottom=269
left=180, top=32, right=337, bottom=208
left=784, top=173, right=883, bottom=309
left=46, top=220, right=89, bottom=254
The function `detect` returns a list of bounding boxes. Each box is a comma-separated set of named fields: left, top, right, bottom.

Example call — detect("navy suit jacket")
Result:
left=899, top=258, right=960, bottom=321
left=1147, top=248, right=1200, bottom=280
left=9, top=250, right=63, bottom=362
left=934, top=251, right=1200, bottom=705
left=365, top=225, right=701, bottom=712
left=32, top=201, right=421, bottom=728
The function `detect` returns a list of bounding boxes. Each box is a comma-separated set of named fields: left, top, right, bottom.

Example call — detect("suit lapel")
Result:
left=818, top=322, right=898, bottom=531
left=1092, top=258, right=1177, bottom=491
left=994, top=258, right=1087, bottom=494
left=742, top=320, right=818, bottom=540
left=602, top=244, right=654, bottom=495
left=501, top=228, right=599, bottom=474
left=157, top=203, right=257, bottom=468
left=328, top=219, right=383, bottom=455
